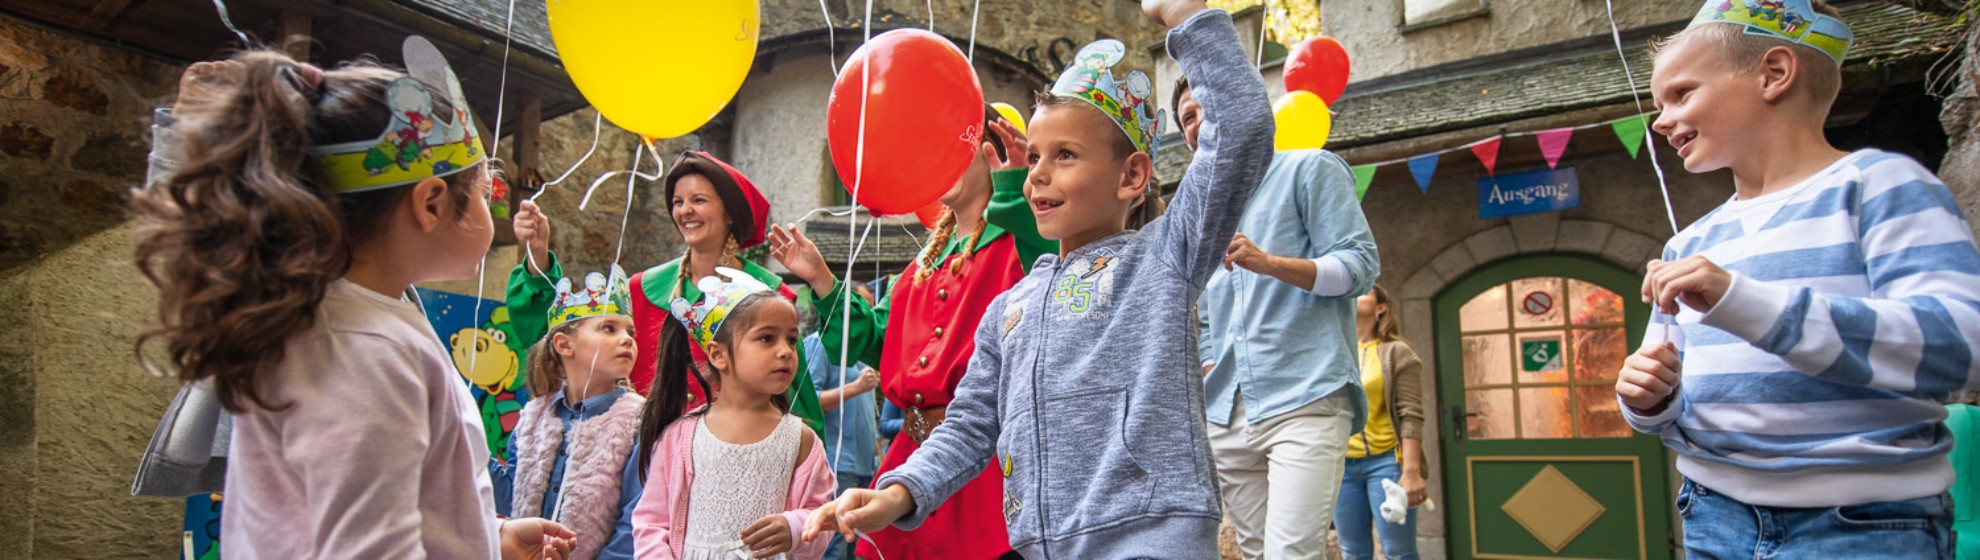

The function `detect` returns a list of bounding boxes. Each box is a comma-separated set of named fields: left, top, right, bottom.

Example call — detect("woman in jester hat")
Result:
left=766, top=106, right=1051, bottom=560
left=508, top=151, right=825, bottom=439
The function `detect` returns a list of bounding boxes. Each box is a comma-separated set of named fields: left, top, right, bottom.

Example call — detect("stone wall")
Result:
left=1939, top=19, right=1980, bottom=241
left=1322, top=0, right=1694, bottom=82
left=763, top=0, right=1166, bottom=75
left=511, top=107, right=699, bottom=279
left=1, top=221, right=184, bottom=558
left=0, top=12, right=181, bottom=272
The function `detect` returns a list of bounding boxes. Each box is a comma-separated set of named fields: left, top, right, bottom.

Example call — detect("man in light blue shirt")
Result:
left=1176, top=79, right=1379, bottom=559
left=804, top=332, right=878, bottom=560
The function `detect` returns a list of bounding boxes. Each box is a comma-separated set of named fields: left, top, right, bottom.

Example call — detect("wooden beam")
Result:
left=76, top=0, right=138, bottom=32
left=514, top=90, right=542, bottom=198
left=277, top=11, right=312, bottom=61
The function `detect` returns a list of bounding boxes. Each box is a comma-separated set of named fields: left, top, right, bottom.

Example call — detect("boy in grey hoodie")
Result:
left=802, top=0, right=1275, bottom=557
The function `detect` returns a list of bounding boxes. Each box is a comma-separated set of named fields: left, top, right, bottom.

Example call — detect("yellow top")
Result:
left=1347, top=339, right=1397, bottom=458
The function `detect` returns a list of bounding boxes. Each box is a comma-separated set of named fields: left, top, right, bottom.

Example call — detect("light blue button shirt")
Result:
left=806, top=333, right=879, bottom=478
left=1198, top=150, right=1378, bottom=431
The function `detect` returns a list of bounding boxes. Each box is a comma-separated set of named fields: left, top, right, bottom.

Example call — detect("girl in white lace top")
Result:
left=631, top=269, right=837, bottom=560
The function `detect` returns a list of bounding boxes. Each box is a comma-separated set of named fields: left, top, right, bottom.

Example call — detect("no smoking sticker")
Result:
left=1521, top=291, right=1554, bottom=316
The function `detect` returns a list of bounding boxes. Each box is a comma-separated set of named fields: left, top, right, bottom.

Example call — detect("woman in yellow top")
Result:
left=1334, top=284, right=1427, bottom=560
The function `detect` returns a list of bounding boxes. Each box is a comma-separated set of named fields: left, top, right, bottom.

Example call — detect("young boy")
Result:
left=800, top=0, right=1276, bottom=556
left=1618, top=0, right=1980, bottom=556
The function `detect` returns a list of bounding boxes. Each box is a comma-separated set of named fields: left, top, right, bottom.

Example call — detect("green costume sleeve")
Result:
left=807, top=278, right=889, bottom=369
left=504, top=251, right=565, bottom=361
left=787, top=345, right=826, bottom=440
left=985, top=168, right=1057, bottom=271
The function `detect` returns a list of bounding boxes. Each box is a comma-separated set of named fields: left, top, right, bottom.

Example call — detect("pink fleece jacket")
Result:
left=631, top=410, right=836, bottom=560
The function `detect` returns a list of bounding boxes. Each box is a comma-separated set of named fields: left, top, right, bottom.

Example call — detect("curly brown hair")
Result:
left=131, top=50, right=479, bottom=413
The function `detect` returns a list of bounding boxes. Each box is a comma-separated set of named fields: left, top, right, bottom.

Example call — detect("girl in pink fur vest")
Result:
left=494, top=263, right=647, bottom=560
left=632, top=269, right=836, bottom=560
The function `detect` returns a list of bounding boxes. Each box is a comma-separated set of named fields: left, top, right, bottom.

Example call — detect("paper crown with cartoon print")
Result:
left=1050, top=39, right=1163, bottom=159
left=548, top=264, right=632, bottom=329
left=310, top=36, right=487, bottom=193
left=1689, top=0, right=1854, bottom=64
left=668, top=267, right=775, bottom=350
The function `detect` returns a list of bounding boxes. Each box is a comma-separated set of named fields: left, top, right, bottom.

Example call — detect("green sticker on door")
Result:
left=1521, top=337, right=1563, bottom=372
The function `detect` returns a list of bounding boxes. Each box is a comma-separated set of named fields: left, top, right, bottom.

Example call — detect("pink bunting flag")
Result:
left=1537, top=128, right=1574, bottom=170
left=1470, top=136, right=1502, bottom=176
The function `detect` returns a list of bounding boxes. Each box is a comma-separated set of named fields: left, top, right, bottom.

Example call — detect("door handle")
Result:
left=1453, top=405, right=1472, bottom=443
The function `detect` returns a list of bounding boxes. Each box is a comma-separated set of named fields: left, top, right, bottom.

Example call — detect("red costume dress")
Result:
left=812, top=169, right=1051, bottom=559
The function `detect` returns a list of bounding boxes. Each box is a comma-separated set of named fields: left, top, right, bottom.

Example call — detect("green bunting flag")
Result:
left=1612, top=114, right=1649, bottom=160
left=1352, top=164, right=1377, bottom=201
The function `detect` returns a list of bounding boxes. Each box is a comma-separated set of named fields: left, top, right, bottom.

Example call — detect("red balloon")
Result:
left=828, top=30, right=984, bottom=215
left=1284, top=36, right=1350, bottom=105
left=912, top=201, right=945, bottom=228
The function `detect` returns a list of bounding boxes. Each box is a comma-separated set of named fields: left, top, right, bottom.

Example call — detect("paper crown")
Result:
left=668, top=267, right=775, bottom=350
left=1050, top=39, right=1162, bottom=159
left=311, top=36, right=487, bottom=193
left=1689, top=0, right=1853, bottom=64
left=548, top=264, right=632, bottom=329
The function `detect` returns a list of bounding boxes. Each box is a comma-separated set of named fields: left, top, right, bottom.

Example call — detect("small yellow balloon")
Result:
left=991, top=102, right=1027, bottom=134
left=547, top=0, right=760, bottom=140
left=1272, top=90, right=1332, bottom=151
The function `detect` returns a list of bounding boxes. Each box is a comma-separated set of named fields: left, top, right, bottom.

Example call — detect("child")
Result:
left=631, top=269, right=836, bottom=560
left=802, top=0, right=1277, bottom=556
left=130, top=41, right=571, bottom=558
left=508, top=151, right=827, bottom=440
left=1619, top=1, right=1980, bottom=556
left=766, top=106, right=1048, bottom=560
left=493, top=260, right=647, bottom=560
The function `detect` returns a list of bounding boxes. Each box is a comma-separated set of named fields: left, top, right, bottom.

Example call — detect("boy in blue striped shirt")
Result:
left=1618, top=0, right=1980, bottom=557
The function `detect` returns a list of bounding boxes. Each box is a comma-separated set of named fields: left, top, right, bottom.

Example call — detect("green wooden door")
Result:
left=1436, top=254, right=1672, bottom=560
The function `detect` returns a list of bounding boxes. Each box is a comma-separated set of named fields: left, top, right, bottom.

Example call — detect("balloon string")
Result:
left=488, top=0, right=518, bottom=158
left=926, top=0, right=935, bottom=30
left=613, top=139, right=654, bottom=271
left=830, top=213, right=879, bottom=478
left=209, top=0, right=251, bottom=46
left=1601, top=0, right=1681, bottom=340
left=539, top=113, right=606, bottom=196
left=818, top=0, right=841, bottom=77
left=835, top=0, right=875, bottom=539
left=966, top=0, right=981, bottom=62
left=1255, top=1, right=1270, bottom=69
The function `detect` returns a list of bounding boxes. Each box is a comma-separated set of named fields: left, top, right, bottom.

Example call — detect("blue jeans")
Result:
left=1677, top=478, right=1954, bottom=559
left=1333, top=451, right=1418, bottom=560
left=823, top=473, right=872, bottom=560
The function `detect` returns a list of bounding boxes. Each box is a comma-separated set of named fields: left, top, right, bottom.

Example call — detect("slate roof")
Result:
left=399, top=0, right=558, bottom=59
left=804, top=206, right=932, bottom=266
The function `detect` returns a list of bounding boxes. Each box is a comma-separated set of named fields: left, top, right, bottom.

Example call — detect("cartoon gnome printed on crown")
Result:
left=1694, top=0, right=1855, bottom=64
left=1051, top=38, right=1163, bottom=159
left=311, top=36, right=485, bottom=193
left=549, top=264, right=634, bottom=329
left=669, top=267, right=774, bottom=352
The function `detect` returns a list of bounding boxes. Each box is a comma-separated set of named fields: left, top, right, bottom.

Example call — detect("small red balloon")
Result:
left=828, top=29, right=984, bottom=215
left=1284, top=36, right=1350, bottom=105
left=912, top=201, right=945, bottom=228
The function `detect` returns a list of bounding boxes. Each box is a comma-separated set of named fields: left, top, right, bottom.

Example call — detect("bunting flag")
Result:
left=1612, top=114, right=1649, bottom=160
left=1469, top=136, right=1502, bottom=176
left=1537, top=128, right=1574, bottom=169
left=1352, top=164, right=1377, bottom=201
left=1408, top=153, right=1439, bottom=194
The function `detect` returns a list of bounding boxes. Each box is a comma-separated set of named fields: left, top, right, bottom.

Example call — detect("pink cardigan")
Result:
left=631, top=411, right=837, bottom=560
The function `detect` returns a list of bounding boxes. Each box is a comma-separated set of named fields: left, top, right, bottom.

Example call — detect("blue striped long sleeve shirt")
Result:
left=1624, top=149, right=1980, bottom=508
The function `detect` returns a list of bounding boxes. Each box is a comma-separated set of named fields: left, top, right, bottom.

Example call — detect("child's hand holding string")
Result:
left=741, top=514, right=793, bottom=558
left=516, top=200, right=552, bottom=274
left=499, top=517, right=575, bottom=560
left=803, top=484, right=915, bottom=544
left=1642, top=256, right=1731, bottom=315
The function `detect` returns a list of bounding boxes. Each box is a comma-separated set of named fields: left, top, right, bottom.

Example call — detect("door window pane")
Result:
left=1460, top=286, right=1508, bottom=331
left=1576, top=385, right=1632, bottom=438
left=1511, top=277, right=1564, bottom=329
left=1571, top=279, right=1626, bottom=325
left=1519, top=387, right=1573, bottom=439
left=1516, top=331, right=1569, bottom=384
left=1466, top=389, right=1516, bottom=440
left=1462, top=334, right=1513, bottom=386
left=1573, top=327, right=1628, bottom=383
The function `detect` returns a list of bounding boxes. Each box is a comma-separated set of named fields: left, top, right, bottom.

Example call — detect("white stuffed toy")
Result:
left=1379, top=478, right=1436, bottom=525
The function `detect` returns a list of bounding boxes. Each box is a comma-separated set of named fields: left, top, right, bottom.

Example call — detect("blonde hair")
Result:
left=913, top=206, right=989, bottom=283
left=1652, top=1, right=1844, bottom=110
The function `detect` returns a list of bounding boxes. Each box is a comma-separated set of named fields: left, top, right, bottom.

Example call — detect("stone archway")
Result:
left=1386, top=214, right=1666, bottom=557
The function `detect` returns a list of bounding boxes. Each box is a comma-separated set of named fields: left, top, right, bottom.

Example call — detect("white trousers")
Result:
left=1209, top=392, right=1354, bottom=560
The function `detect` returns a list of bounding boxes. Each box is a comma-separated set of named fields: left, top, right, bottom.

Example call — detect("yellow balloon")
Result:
left=991, top=102, right=1027, bottom=135
left=547, top=0, right=760, bottom=140
left=1272, top=90, right=1332, bottom=151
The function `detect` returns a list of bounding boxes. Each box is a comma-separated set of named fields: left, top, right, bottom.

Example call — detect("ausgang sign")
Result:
left=1478, top=167, right=1580, bottom=220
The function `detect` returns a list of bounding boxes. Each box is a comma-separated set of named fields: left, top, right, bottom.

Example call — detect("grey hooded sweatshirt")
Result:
left=872, top=9, right=1275, bottom=559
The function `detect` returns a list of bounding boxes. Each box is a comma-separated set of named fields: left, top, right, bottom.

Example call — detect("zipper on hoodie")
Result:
left=1028, top=255, right=1062, bottom=559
